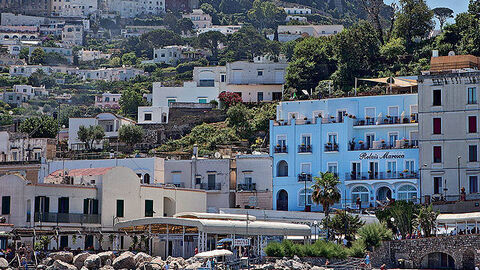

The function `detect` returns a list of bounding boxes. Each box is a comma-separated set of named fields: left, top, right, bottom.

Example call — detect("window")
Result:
left=220, top=74, right=226, bottom=82
left=351, top=186, right=369, bottom=205
left=58, top=197, right=69, bottom=213
left=144, top=113, right=152, bottom=121
left=35, top=196, right=49, bottom=213
left=468, top=116, right=477, bottom=133
left=470, top=176, right=479, bottom=193
left=277, top=135, right=286, bottom=148
left=388, top=132, right=398, bottom=147
left=433, top=118, right=441, bottom=134
left=468, top=87, right=477, bottom=104
left=327, top=163, right=338, bottom=176
left=198, top=98, right=207, bottom=103
left=405, top=160, right=415, bottom=172
left=434, top=177, right=442, bottom=194
left=366, top=134, right=375, bottom=149
left=386, top=161, right=397, bottom=175
left=469, top=145, right=478, bottom=162
left=116, top=200, right=124, bottom=218
left=277, top=160, right=288, bottom=177
left=328, top=134, right=337, bottom=144
left=433, top=89, right=442, bottom=106
left=299, top=188, right=312, bottom=206
left=1, top=196, right=10, bottom=215
left=398, top=185, right=417, bottom=201
left=257, top=70, right=263, bottom=76
left=301, top=134, right=311, bottom=146
left=300, top=163, right=311, bottom=174
left=167, top=98, right=176, bottom=105
left=83, top=198, right=98, bottom=214
left=145, top=200, right=153, bottom=217
left=433, top=146, right=442, bottom=163
left=257, top=92, right=263, bottom=102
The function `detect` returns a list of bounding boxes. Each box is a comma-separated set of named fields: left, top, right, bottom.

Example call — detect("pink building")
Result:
left=95, top=92, right=121, bottom=109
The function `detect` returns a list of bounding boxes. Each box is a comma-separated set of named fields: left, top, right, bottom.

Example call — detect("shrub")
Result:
left=348, top=240, right=366, bottom=258
left=358, top=222, right=393, bottom=251
left=265, top=241, right=284, bottom=257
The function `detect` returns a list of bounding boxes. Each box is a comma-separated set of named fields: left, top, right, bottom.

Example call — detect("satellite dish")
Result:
left=214, top=152, right=221, bottom=159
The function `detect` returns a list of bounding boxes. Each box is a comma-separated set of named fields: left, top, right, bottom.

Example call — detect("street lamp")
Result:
left=419, top=164, right=427, bottom=204
left=457, top=156, right=461, bottom=196
left=302, top=172, right=308, bottom=211
left=313, top=220, right=318, bottom=242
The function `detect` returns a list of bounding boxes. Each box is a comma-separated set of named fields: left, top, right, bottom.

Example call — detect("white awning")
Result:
left=437, top=212, right=480, bottom=223
left=195, top=249, right=233, bottom=258
left=114, top=217, right=311, bottom=236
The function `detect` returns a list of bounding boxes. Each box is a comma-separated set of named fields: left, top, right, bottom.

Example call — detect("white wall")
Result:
left=151, top=82, right=219, bottom=107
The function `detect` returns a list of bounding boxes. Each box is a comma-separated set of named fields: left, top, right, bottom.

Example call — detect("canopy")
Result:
left=437, top=212, right=480, bottom=223
left=195, top=249, right=233, bottom=258
left=359, top=77, right=417, bottom=88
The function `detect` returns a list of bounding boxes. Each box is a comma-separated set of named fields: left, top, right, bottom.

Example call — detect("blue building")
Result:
left=270, top=94, right=419, bottom=211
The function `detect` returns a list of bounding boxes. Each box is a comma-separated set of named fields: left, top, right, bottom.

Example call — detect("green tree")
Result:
left=138, top=29, right=183, bottom=58
left=332, top=22, right=381, bottom=89
left=393, top=0, right=434, bottom=47
left=312, top=172, right=341, bottom=240
left=376, top=200, right=418, bottom=237
left=224, top=26, right=268, bottom=61
left=30, top=48, right=46, bottom=64
left=357, top=223, right=393, bottom=251
left=285, top=37, right=335, bottom=95
left=19, top=115, right=59, bottom=138
left=119, top=89, right=145, bottom=118
left=247, top=0, right=286, bottom=30
left=415, top=204, right=439, bottom=237
left=119, top=124, right=145, bottom=149
left=175, top=18, right=194, bottom=35
left=108, top=56, right=122, bottom=67
left=327, top=210, right=365, bottom=242
left=226, top=103, right=252, bottom=139
left=77, top=125, right=105, bottom=150
left=197, top=31, right=226, bottom=60
left=19, top=47, right=29, bottom=60
left=28, top=70, right=56, bottom=88
left=433, top=7, right=454, bottom=30
left=121, top=52, right=137, bottom=66
left=252, top=103, right=276, bottom=134
left=380, top=37, right=406, bottom=62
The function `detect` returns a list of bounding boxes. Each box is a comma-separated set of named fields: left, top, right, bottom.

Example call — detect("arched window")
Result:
left=299, top=188, right=312, bottom=206
left=143, top=173, right=150, bottom=184
left=277, top=160, right=288, bottom=177
left=398, top=185, right=417, bottom=201
left=352, top=186, right=369, bottom=204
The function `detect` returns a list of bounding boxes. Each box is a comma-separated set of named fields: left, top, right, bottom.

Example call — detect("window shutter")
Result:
left=35, top=196, right=40, bottom=213
left=469, top=116, right=477, bottom=133
left=93, top=200, right=99, bottom=215
left=2, top=196, right=10, bottom=215
left=83, top=199, right=89, bottom=214
left=45, top=197, right=49, bottom=213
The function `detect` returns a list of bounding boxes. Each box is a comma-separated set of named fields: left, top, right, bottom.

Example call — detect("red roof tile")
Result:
left=48, top=167, right=114, bottom=177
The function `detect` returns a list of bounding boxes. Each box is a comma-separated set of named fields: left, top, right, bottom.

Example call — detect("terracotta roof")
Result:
left=48, top=167, right=113, bottom=177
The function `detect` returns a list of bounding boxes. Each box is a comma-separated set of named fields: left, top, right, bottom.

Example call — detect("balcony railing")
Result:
left=165, top=182, right=185, bottom=188
left=298, top=173, right=312, bottom=182
left=237, top=183, right=256, bottom=191
left=354, top=116, right=418, bottom=126
left=348, top=140, right=419, bottom=151
left=324, top=143, right=339, bottom=152
left=200, top=183, right=222, bottom=190
left=34, top=212, right=100, bottom=224
left=345, top=171, right=418, bottom=180
left=274, top=145, right=288, bottom=153
left=298, top=145, right=312, bottom=153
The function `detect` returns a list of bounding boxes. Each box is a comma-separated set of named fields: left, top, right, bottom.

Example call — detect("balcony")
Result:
left=354, top=116, right=418, bottom=127
left=345, top=171, right=418, bottom=181
left=298, top=145, right=312, bottom=153
left=298, top=173, right=312, bottom=182
left=348, top=140, right=418, bottom=151
left=237, top=183, right=256, bottom=191
left=274, top=145, right=288, bottom=153
left=165, top=182, right=185, bottom=188
left=200, top=183, right=222, bottom=190
left=34, top=212, right=100, bottom=224
left=324, top=143, right=339, bottom=152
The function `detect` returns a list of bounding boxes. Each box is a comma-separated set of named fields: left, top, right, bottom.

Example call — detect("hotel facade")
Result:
left=270, top=94, right=420, bottom=211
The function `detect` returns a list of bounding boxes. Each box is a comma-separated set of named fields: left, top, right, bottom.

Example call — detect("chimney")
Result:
left=432, top=50, right=439, bottom=58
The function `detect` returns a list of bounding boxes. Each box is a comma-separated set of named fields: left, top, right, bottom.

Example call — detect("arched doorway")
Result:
left=376, top=186, right=392, bottom=204
left=143, top=173, right=150, bottom=184
left=163, top=197, right=175, bottom=217
left=420, top=252, right=455, bottom=269
left=277, top=160, right=288, bottom=177
left=463, top=249, right=475, bottom=270
left=277, top=190, right=288, bottom=211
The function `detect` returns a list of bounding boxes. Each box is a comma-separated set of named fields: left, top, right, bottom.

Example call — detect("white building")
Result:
left=283, top=7, right=311, bottom=15
left=419, top=54, right=480, bottom=203
left=106, top=0, right=165, bottom=18
left=52, top=0, right=98, bottom=17
left=75, top=67, right=145, bottom=81
left=0, top=13, right=46, bottom=26
left=268, top=24, right=344, bottom=42
left=94, top=92, right=121, bottom=109
left=234, top=154, right=272, bottom=209
left=0, top=166, right=206, bottom=251
left=13, top=85, right=48, bottom=98
left=68, top=112, right=136, bottom=150
left=0, top=131, right=56, bottom=162
left=196, top=25, right=241, bottom=36
left=77, top=49, right=111, bottom=62
left=62, top=22, right=83, bottom=47
left=286, top=15, right=307, bottom=22
left=147, top=45, right=207, bottom=65
left=28, top=46, right=73, bottom=63
left=9, top=65, right=71, bottom=77
left=182, top=9, right=212, bottom=29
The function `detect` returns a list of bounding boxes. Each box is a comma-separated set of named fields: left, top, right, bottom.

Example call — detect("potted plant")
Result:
left=403, top=117, right=409, bottom=123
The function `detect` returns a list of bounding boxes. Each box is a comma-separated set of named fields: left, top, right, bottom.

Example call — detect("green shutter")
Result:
left=1, top=196, right=10, bottom=215
left=45, top=197, right=49, bottom=213
left=116, top=200, right=124, bottom=218
left=145, top=200, right=153, bottom=217
left=83, top=199, right=89, bottom=214
left=93, top=200, right=99, bottom=215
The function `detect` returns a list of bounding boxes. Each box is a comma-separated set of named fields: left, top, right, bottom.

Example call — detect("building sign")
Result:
left=233, top=238, right=251, bottom=247
left=359, top=152, right=405, bottom=160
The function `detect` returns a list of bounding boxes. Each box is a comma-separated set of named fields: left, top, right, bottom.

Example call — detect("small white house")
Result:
left=13, top=85, right=48, bottom=98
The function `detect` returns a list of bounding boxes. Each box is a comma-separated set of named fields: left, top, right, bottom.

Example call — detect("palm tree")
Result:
left=415, top=204, right=439, bottom=237
left=312, top=172, right=341, bottom=241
